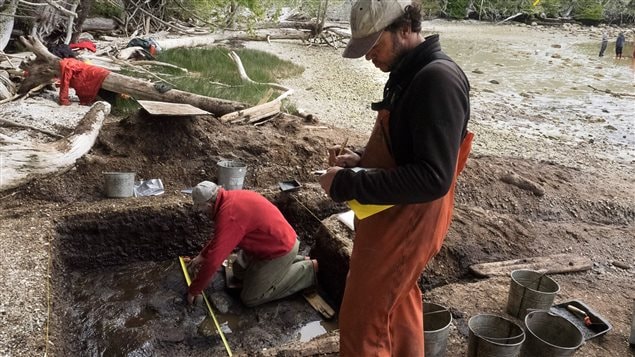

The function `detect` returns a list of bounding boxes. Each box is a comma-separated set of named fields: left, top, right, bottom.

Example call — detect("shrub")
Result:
left=446, top=0, right=470, bottom=19
left=573, top=0, right=604, bottom=23
left=90, top=0, right=123, bottom=18
left=539, top=0, right=562, bottom=17
left=420, top=0, right=442, bottom=18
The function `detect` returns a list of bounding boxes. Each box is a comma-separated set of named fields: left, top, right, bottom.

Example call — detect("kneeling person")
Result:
left=186, top=181, right=317, bottom=307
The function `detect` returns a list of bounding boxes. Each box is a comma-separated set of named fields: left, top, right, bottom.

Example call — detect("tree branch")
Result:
left=43, top=0, right=77, bottom=17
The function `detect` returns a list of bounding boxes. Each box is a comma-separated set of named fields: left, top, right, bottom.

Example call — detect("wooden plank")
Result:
left=303, top=289, right=335, bottom=319
left=137, top=100, right=211, bottom=116
left=469, top=254, right=593, bottom=278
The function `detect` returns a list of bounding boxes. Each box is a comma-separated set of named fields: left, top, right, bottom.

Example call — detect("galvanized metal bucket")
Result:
left=103, top=172, right=135, bottom=198
left=423, top=302, right=452, bottom=357
left=217, top=160, right=246, bottom=190
left=506, top=269, right=560, bottom=319
left=467, top=314, right=525, bottom=357
left=521, top=310, right=584, bottom=357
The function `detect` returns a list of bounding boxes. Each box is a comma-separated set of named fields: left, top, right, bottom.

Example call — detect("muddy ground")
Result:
left=1, top=20, right=634, bottom=356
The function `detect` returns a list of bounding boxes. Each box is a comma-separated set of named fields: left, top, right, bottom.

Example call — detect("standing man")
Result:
left=186, top=181, right=317, bottom=307
left=319, top=1, right=473, bottom=355
left=616, top=32, right=625, bottom=59
left=599, top=32, right=608, bottom=57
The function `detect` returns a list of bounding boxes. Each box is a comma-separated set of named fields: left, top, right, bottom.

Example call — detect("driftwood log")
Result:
left=82, top=17, right=118, bottom=32
left=0, top=70, right=16, bottom=100
left=220, top=51, right=293, bottom=124
left=17, top=35, right=248, bottom=116
left=101, top=72, right=245, bottom=116
left=0, top=102, right=110, bottom=192
left=469, top=254, right=593, bottom=277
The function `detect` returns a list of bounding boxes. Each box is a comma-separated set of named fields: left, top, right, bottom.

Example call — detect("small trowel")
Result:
left=566, top=304, right=602, bottom=327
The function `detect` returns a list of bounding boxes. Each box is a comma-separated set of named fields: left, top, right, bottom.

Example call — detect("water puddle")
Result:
left=299, top=319, right=339, bottom=342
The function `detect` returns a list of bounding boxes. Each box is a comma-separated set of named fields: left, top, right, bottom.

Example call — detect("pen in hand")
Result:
left=338, top=138, right=349, bottom=156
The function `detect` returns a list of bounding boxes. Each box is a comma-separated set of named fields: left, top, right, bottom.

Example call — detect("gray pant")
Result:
left=234, top=239, right=315, bottom=307
left=599, top=40, right=608, bottom=57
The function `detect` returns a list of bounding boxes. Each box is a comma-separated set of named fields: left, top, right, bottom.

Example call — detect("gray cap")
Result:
left=343, top=0, right=408, bottom=58
left=192, top=181, right=219, bottom=212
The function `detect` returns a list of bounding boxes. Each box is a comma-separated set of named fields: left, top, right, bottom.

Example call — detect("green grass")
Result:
left=157, top=47, right=302, bottom=104
left=111, top=47, right=304, bottom=115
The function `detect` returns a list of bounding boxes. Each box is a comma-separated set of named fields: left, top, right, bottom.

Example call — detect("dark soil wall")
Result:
left=55, top=202, right=210, bottom=269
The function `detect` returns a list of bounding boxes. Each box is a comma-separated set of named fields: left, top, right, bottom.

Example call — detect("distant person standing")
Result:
left=615, top=32, right=625, bottom=59
left=599, top=33, right=608, bottom=57
left=632, top=41, right=635, bottom=80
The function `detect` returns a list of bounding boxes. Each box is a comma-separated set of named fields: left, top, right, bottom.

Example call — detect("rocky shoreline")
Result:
left=246, top=20, right=634, bottom=175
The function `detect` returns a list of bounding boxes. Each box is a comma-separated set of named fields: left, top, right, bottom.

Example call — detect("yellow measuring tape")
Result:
left=179, top=256, right=233, bottom=356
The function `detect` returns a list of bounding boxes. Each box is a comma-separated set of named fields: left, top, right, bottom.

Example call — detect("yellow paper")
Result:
left=347, top=199, right=394, bottom=219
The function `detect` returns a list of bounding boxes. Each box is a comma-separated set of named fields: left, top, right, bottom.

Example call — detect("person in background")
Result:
left=318, top=1, right=473, bottom=355
left=599, top=32, right=608, bottom=57
left=616, top=32, right=625, bottom=59
left=631, top=40, right=635, bottom=81
left=185, top=181, right=317, bottom=307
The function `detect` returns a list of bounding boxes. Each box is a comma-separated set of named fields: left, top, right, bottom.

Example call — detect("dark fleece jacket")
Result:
left=330, top=34, right=470, bottom=205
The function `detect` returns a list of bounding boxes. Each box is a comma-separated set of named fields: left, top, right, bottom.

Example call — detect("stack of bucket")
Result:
left=465, top=269, right=583, bottom=357
left=428, top=269, right=585, bottom=356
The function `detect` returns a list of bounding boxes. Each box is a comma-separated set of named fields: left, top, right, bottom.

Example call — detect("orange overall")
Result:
left=339, top=109, right=473, bottom=356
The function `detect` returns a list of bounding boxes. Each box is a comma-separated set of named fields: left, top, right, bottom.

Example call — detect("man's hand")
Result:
left=186, top=292, right=201, bottom=306
left=328, top=146, right=360, bottom=168
left=183, top=254, right=204, bottom=275
left=319, top=166, right=343, bottom=197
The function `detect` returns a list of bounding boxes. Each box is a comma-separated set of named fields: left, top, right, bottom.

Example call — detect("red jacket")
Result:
left=58, top=58, right=110, bottom=106
left=69, top=39, right=97, bottom=53
left=189, top=189, right=297, bottom=295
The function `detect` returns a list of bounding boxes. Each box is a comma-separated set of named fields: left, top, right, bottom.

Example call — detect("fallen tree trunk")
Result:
left=18, top=35, right=248, bottom=116
left=82, top=17, right=118, bottom=32
left=101, top=72, right=246, bottom=116
left=155, top=28, right=311, bottom=50
left=0, top=102, right=110, bottom=192
left=0, top=70, right=16, bottom=100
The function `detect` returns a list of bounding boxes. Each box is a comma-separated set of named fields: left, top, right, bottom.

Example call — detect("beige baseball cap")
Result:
left=192, top=181, right=220, bottom=212
left=343, top=0, right=408, bottom=58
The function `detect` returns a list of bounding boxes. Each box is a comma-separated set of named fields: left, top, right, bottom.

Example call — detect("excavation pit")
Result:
left=51, top=199, right=339, bottom=356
